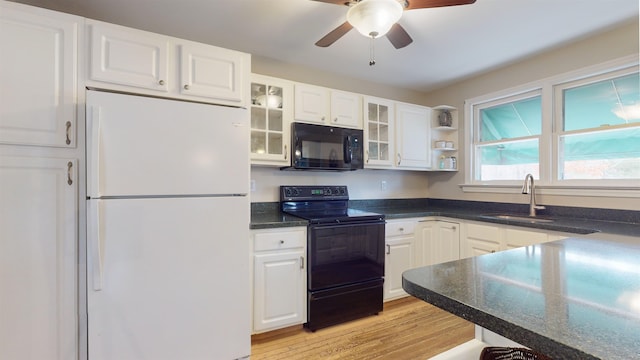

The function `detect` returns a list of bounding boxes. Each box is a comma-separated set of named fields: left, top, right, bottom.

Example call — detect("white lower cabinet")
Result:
left=461, top=222, right=502, bottom=258
left=0, top=155, right=78, bottom=360
left=417, top=220, right=460, bottom=266
left=384, top=219, right=418, bottom=301
left=385, top=218, right=461, bottom=301
left=251, top=227, right=306, bottom=333
left=461, top=221, right=568, bottom=258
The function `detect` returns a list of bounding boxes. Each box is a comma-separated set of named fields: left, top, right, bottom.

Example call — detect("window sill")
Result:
left=460, top=184, right=640, bottom=198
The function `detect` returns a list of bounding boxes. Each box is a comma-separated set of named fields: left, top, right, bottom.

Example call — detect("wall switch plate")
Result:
left=381, top=180, right=387, bottom=191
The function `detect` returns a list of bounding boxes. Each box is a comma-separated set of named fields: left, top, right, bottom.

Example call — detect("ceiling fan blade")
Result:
left=315, top=22, right=353, bottom=47
left=310, top=0, right=349, bottom=5
left=405, top=0, right=476, bottom=10
left=386, top=23, right=413, bottom=49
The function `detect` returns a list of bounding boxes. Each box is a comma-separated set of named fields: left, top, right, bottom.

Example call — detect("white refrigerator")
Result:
left=86, top=90, right=250, bottom=360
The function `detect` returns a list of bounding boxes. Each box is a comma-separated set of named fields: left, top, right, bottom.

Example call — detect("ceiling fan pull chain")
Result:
left=369, top=37, right=376, bottom=66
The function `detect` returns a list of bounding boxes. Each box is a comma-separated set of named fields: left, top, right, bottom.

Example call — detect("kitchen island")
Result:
left=403, top=236, right=640, bottom=359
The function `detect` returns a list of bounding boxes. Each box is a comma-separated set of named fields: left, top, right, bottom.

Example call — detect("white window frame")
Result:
left=463, top=55, right=640, bottom=198
left=472, top=89, right=543, bottom=185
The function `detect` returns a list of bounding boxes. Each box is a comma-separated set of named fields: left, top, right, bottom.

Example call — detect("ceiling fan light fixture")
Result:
left=346, top=0, right=403, bottom=38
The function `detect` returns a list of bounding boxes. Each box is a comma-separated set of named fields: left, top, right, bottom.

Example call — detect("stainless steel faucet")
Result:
left=522, top=174, right=545, bottom=217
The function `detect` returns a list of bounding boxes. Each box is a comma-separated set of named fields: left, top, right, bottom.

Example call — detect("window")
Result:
left=556, top=71, right=640, bottom=180
left=465, top=56, right=639, bottom=195
left=474, top=92, right=541, bottom=181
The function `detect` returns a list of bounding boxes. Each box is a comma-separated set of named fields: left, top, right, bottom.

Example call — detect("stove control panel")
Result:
left=280, top=185, right=349, bottom=201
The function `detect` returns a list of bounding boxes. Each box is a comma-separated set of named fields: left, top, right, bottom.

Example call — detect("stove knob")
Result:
left=339, top=188, right=346, bottom=195
left=293, top=188, right=300, bottom=196
left=284, top=188, right=292, bottom=197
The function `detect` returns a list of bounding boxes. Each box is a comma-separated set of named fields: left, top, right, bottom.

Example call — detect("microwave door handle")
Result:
left=344, top=136, right=353, bottom=164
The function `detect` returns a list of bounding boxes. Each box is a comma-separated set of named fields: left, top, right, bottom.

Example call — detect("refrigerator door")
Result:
left=87, top=197, right=250, bottom=360
left=86, top=90, right=249, bottom=198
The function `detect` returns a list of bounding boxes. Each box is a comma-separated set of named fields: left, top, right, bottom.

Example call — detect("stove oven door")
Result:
left=306, top=219, right=385, bottom=331
left=307, top=220, right=385, bottom=291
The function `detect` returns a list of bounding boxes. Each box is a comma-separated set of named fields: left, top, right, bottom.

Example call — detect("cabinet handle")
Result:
left=386, top=244, right=391, bottom=255
left=279, top=240, right=285, bottom=244
left=321, top=116, right=325, bottom=121
left=365, top=150, right=369, bottom=163
left=300, top=256, right=304, bottom=269
left=284, top=145, right=287, bottom=160
left=491, top=250, right=496, bottom=253
left=397, top=153, right=402, bottom=166
left=158, top=79, right=165, bottom=85
left=399, top=227, right=404, bottom=232
left=333, top=117, right=338, bottom=122
left=65, top=121, right=72, bottom=145
left=184, top=84, right=190, bottom=90
left=67, top=161, right=73, bottom=185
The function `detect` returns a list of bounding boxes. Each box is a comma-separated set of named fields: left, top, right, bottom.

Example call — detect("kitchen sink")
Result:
left=482, top=214, right=555, bottom=223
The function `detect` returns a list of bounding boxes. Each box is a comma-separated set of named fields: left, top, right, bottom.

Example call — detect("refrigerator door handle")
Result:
left=87, top=106, right=102, bottom=197
left=87, top=200, right=103, bottom=291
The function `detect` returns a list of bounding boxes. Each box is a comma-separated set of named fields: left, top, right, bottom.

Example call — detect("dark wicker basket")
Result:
left=479, top=347, right=552, bottom=360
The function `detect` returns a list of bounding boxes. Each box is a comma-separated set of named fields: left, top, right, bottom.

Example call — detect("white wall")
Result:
left=249, top=166, right=429, bottom=203
left=422, top=19, right=639, bottom=211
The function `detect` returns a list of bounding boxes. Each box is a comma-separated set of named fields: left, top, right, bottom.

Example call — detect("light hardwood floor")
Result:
left=251, top=297, right=474, bottom=360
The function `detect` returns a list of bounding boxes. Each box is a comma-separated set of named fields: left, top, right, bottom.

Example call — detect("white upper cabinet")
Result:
left=395, top=102, right=431, bottom=170
left=363, top=96, right=395, bottom=168
left=0, top=1, right=80, bottom=147
left=177, top=40, right=248, bottom=104
left=330, top=90, right=361, bottom=128
left=294, top=83, right=361, bottom=128
left=88, top=19, right=169, bottom=93
left=87, top=19, right=250, bottom=107
left=250, top=74, right=293, bottom=165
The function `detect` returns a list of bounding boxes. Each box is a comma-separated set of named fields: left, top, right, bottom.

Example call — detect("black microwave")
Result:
left=287, top=122, right=364, bottom=171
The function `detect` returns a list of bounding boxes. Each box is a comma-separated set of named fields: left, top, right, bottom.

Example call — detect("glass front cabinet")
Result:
left=363, top=96, right=395, bottom=168
left=250, top=74, right=293, bottom=166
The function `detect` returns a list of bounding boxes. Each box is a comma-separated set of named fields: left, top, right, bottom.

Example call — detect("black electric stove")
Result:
left=280, top=185, right=385, bottom=331
left=280, top=185, right=384, bottom=224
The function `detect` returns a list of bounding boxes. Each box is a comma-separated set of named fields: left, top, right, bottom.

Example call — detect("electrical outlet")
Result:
left=250, top=179, right=256, bottom=192
left=381, top=180, right=387, bottom=191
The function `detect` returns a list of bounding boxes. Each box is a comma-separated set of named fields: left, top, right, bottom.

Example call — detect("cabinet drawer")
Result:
left=254, top=229, right=305, bottom=251
left=385, top=220, right=417, bottom=237
left=466, top=223, right=501, bottom=240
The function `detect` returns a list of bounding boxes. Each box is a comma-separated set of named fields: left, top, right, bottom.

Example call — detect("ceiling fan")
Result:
left=314, top=0, right=476, bottom=50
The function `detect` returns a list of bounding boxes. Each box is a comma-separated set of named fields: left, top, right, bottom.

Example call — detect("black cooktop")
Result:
left=280, top=186, right=384, bottom=224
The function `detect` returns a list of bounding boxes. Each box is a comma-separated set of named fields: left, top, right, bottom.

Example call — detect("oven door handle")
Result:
left=309, top=220, right=385, bottom=230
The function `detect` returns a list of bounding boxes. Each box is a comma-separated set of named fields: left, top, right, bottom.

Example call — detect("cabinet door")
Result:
left=330, top=90, right=361, bottom=128
left=395, top=103, right=431, bottom=170
left=179, top=41, right=248, bottom=106
left=0, top=156, right=77, bottom=360
left=384, top=237, right=415, bottom=301
left=294, top=83, right=329, bottom=124
left=88, top=20, right=169, bottom=92
left=463, top=222, right=501, bottom=258
left=0, top=3, right=79, bottom=147
left=253, top=250, right=306, bottom=332
left=434, top=221, right=460, bottom=263
left=363, top=96, right=395, bottom=168
left=250, top=74, right=293, bottom=165
left=504, top=228, right=548, bottom=250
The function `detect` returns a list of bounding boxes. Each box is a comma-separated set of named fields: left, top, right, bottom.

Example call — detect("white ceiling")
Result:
left=10, top=0, right=639, bottom=92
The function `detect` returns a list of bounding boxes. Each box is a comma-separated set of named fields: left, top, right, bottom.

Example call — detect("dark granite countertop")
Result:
left=250, top=199, right=640, bottom=237
left=402, top=237, right=640, bottom=359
